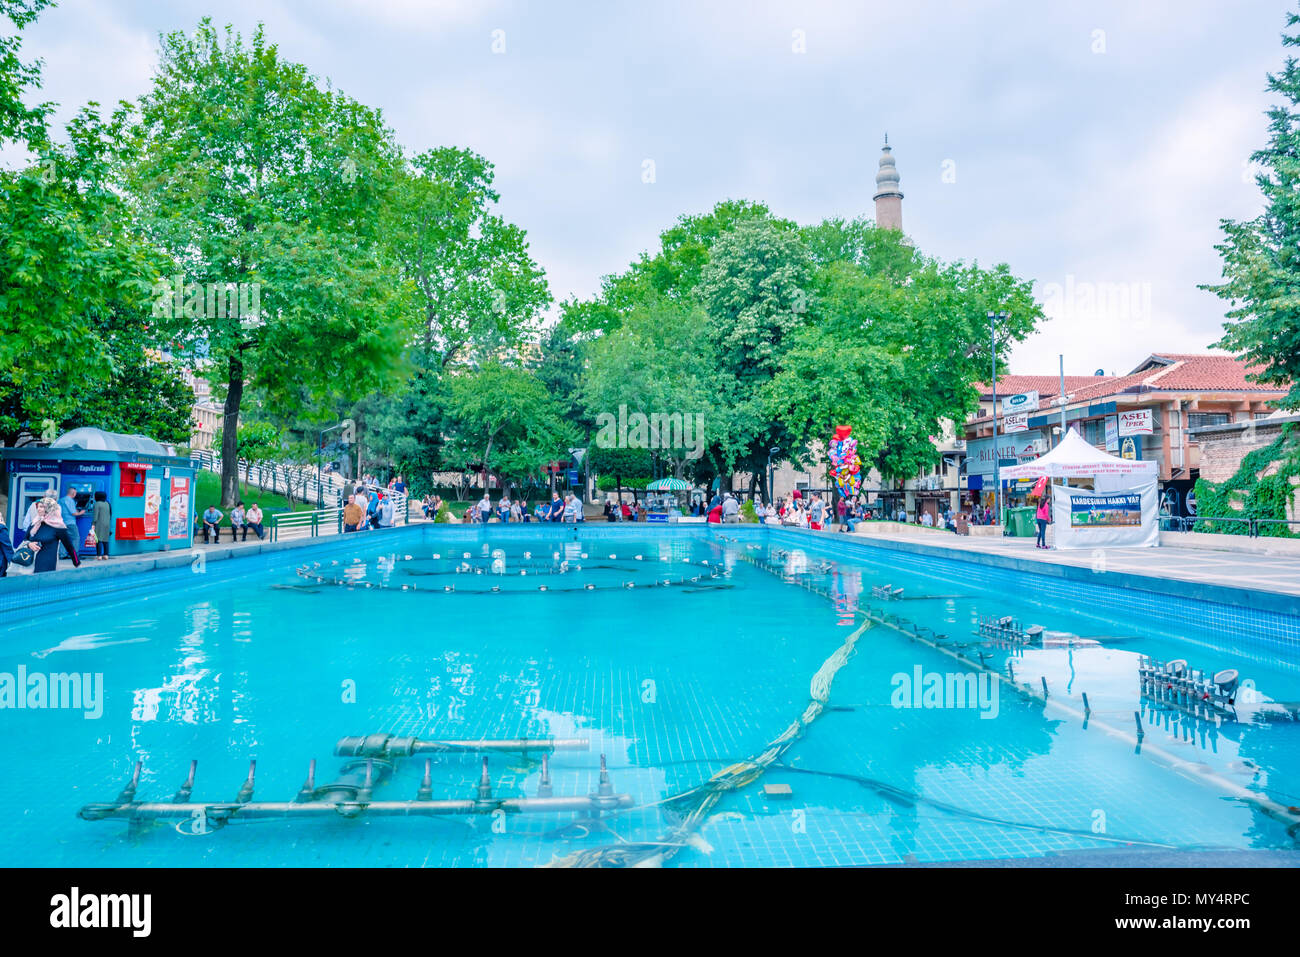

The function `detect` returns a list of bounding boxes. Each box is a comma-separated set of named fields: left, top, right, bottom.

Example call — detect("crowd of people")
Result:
left=0, top=470, right=1022, bottom=579
left=341, top=482, right=400, bottom=533
left=200, top=501, right=266, bottom=542
left=0, top=484, right=114, bottom=575
left=414, top=490, right=588, bottom=524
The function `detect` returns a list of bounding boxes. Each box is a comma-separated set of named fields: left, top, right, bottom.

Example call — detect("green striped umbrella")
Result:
left=646, top=478, right=692, bottom=491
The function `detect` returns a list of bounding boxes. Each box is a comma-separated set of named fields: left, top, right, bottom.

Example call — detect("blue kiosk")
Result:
left=2, top=428, right=197, bottom=557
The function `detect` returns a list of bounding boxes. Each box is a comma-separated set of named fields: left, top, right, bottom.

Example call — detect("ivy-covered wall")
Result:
left=1192, top=423, right=1299, bottom=536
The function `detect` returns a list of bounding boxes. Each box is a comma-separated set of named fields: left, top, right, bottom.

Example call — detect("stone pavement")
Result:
left=846, top=523, right=1300, bottom=600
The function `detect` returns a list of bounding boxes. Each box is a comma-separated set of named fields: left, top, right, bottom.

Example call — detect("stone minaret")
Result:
left=873, top=137, right=903, bottom=231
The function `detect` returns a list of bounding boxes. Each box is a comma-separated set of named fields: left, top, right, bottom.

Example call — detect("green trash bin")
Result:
left=1006, top=506, right=1036, bottom=537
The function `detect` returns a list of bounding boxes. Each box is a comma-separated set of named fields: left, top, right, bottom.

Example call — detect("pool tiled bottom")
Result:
left=7, top=528, right=1300, bottom=867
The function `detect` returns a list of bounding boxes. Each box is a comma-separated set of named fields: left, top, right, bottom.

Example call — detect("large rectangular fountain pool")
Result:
left=5, top=525, right=1300, bottom=867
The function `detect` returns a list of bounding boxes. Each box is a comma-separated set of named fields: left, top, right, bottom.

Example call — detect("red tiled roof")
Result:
left=1127, top=353, right=1282, bottom=391
left=973, top=375, right=1110, bottom=398
left=965, top=353, right=1286, bottom=427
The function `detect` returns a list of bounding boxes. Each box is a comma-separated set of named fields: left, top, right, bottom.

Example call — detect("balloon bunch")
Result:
left=828, top=425, right=862, bottom=498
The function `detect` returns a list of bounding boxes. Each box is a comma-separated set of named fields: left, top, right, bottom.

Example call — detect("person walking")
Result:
left=28, top=496, right=81, bottom=571
left=809, top=494, right=826, bottom=531
left=342, top=497, right=363, bottom=533
left=377, top=494, right=396, bottom=528
left=1035, top=491, right=1051, bottom=549
left=92, top=491, right=112, bottom=560
left=0, top=516, right=13, bottom=577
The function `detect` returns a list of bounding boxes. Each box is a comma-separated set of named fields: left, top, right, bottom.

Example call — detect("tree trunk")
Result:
left=220, top=358, right=243, bottom=507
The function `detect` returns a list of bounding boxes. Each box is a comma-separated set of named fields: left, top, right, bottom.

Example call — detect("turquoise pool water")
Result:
left=4, top=527, right=1300, bottom=867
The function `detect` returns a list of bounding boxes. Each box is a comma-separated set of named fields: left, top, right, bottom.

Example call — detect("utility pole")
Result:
left=1059, top=354, right=1067, bottom=442
left=989, top=311, right=1008, bottom=525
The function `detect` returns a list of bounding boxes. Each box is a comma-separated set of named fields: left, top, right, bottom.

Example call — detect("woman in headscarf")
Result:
left=27, top=496, right=82, bottom=572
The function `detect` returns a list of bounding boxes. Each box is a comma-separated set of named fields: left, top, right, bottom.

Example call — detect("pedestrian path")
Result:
left=847, top=524, right=1300, bottom=599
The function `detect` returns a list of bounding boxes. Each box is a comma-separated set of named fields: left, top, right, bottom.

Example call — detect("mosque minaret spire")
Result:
left=873, top=136, right=903, bottom=231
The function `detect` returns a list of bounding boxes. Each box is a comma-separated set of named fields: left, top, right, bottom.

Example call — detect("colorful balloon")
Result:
left=829, top=425, right=862, bottom=498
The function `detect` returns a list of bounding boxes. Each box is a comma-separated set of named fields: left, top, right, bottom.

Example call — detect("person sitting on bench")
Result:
left=202, top=505, right=224, bottom=543
left=245, top=503, right=264, bottom=540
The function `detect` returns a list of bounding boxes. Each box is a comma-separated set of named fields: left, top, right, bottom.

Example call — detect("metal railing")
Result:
left=191, top=449, right=345, bottom=509
left=1163, top=515, right=1300, bottom=538
left=266, top=490, right=411, bottom=543
left=269, top=507, right=343, bottom=542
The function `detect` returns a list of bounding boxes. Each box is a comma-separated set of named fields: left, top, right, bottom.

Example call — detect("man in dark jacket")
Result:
left=0, top=518, right=13, bottom=576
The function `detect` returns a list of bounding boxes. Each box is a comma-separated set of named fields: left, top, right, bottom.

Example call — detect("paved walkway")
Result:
left=846, top=525, right=1300, bottom=599
left=13, top=514, right=1298, bottom=603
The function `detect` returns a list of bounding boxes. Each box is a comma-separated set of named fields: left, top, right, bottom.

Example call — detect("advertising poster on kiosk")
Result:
left=143, top=477, right=162, bottom=537
left=168, top=477, right=190, bottom=539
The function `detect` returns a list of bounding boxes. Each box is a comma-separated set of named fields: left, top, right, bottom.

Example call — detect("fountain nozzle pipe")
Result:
left=237, top=760, right=256, bottom=804
left=116, top=760, right=142, bottom=805
left=173, top=760, right=197, bottom=803
left=538, top=754, right=553, bottom=798
left=295, top=760, right=317, bottom=803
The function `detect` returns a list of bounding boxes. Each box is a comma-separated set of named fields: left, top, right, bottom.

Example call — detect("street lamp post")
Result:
left=767, top=447, right=781, bottom=506
left=319, top=423, right=344, bottom=508
left=989, top=311, right=1008, bottom=527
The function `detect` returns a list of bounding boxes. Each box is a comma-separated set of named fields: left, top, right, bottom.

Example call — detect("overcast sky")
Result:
left=8, top=0, right=1288, bottom=375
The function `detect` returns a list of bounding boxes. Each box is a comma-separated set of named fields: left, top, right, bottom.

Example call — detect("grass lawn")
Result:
left=193, top=470, right=318, bottom=517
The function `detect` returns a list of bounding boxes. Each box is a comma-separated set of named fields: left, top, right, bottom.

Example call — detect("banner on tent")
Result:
left=1051, top=483, right=1158, bottom=549
left=1069, top=492, right=1140, bottom=528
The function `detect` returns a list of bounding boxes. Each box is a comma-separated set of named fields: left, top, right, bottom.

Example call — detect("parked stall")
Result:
left=998, top=430, right=1159, bottom=549
left=2, top=428, right=196, bottom=557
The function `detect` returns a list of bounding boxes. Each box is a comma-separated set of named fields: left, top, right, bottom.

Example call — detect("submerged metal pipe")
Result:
left=78, top=793, right=635, bottom=822
left=334, top=735, right=590, bottom=758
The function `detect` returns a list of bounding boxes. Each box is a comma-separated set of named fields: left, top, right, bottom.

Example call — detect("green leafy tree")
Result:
left=1, top=97, right=167, bottom=438
left=769, top=229, right=1041, bottom=486
left=214, top=419, right=281, bottom=475
left=587, top=445, right=654, bottom=502
left=441, top=362, right=575, bottom=492
left=1201, top=10, right=1300, bottom=411
left=0, top=0, right=52, bottom=149
left=580, top=296, right=727, bottom=482
left=387, top=147, right=550, bottom=368
left=695, top=217, right=814, bottom=489
left=356, top=368, right=446, bottom=494
left=128, top=20, right=413, bottom=505
left=608, top=200, right=787, bottom=309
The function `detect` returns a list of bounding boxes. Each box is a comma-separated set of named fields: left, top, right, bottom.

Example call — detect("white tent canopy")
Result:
left=999, top=429, right=1159, bottom=548
left=999, top=429, right=1156, bottom=480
